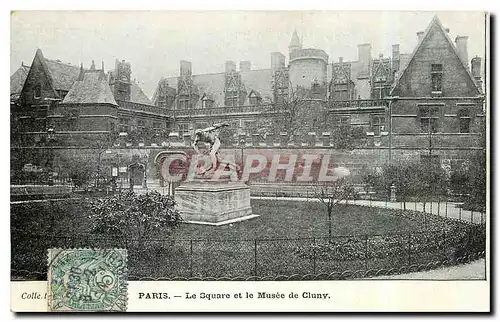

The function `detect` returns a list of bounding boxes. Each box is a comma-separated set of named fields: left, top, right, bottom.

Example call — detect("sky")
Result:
left=10, top=11, right=487, bottom=98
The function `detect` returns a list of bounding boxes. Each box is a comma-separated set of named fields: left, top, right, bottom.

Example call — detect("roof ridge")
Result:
left=390, top=15, right=481, bottom=96
left=164, top=68, right=273, bottom=79
left=44, top=58, right=82, bottom=69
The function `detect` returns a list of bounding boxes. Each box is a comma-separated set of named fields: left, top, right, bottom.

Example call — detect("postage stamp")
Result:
left=47, top=249, right=127, bottom=312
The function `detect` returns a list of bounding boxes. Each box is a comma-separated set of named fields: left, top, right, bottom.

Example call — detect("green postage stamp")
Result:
left=47, top=249, right=128, bottom=312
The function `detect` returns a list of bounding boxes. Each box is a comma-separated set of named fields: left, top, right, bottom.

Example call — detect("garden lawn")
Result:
left=173, top=199, right=424, bottom=241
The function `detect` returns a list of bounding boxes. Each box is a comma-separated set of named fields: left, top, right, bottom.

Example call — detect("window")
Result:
left=249, top=92, right=262, bottom=105
left=137, top=120, right=146, bottom=132
left=119, top=118, right=130, bottom=133
left=371, top=115, right=386, bottom=135
left=312, top=80, right=321, bottom=94
left=225, top=90, right=239, bottom=107
left=178, top=95, right=190, bottom=109
left=34, top=84, right=42, bottom=99
left=431, top=64, right=443, bottom=93
left=373, top=85, right=390, bottom=99
left=458, top=109, right=471, bottom=133
left=202, top=97, right=214, bottom=109
left=420, top=106, right=440, bottom=133
left=177, top=123, right=190, bottom=135
left=334, top=115, right=350, bottom=127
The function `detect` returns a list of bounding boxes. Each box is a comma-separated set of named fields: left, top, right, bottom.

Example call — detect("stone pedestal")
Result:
left=175, top=181, right=256, bottom=225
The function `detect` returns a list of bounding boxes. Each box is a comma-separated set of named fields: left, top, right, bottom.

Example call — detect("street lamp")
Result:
left=46, top=127, right=55, bottom=185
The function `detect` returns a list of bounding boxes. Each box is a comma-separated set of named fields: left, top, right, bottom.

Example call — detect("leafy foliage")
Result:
left=294, top=224, right=484, bottom=262
left=362, top=161, right=448, bottom=208
left=57, top=154, right=95, bottom=188
left=450, top=152, right=486, bottom=211
left=88, top=191, right=183, bottom=247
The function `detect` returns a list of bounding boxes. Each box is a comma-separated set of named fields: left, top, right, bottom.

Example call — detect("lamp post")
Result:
left=96, top=148, right=112, bottom=191
left=46, top=127, right=55, bottom=185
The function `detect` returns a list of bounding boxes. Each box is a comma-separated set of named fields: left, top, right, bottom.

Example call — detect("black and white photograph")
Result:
left=8, top=9, right=489, bottom=312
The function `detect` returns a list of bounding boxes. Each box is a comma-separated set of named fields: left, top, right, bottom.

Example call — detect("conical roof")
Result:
left=289, top=30, right=301, bottom=48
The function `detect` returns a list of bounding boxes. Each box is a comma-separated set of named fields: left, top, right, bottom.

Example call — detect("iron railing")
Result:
left=11, top=224, right=485, bottom=281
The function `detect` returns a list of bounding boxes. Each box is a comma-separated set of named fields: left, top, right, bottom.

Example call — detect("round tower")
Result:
left=289, top=48, right=329, bottom=90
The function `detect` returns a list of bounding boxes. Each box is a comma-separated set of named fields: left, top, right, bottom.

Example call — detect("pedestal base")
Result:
left=175, top=181, right=255, bottom=225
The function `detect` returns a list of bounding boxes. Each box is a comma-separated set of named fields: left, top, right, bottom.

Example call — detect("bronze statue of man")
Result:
left=191, top=123, right=229, bottom=175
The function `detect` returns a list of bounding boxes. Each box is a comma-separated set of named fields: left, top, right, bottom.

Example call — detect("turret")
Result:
left=288, top=30, right=302, bottom=56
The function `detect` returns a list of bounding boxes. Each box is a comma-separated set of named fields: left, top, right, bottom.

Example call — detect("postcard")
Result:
left=10, top=10, right=490, bottom=312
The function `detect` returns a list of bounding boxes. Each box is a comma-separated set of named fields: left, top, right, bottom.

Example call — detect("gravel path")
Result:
left=369, top=259, right=486, bottom=280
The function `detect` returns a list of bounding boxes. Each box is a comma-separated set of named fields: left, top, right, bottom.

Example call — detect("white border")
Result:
left=2, top=1, right=497, bottom=321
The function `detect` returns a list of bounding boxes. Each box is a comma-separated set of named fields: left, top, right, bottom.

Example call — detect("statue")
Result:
left=191, top=123, right=229, bottom=175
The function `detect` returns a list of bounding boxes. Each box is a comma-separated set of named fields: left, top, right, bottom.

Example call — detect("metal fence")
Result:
left=11, top=224, right=485, bottom=281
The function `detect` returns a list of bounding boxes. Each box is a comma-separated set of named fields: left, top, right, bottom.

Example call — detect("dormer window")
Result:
left=34, top=84, right=42, bottom=99
left=248, top=90, right=262, bottom=105
left=225, top=90, right=239, bottom=107
left=201, top=96, right=214, bottom=109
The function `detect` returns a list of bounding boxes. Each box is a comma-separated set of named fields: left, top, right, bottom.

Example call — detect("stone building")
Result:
left=150, top=16, right=484, bottom=154
left=11, top=16, right=485, bottom=158
left=10, top=49, right=170, bottom=146
left=387, top=15, right=485, bottom=165
left=151, top=29, right=412, bottom=139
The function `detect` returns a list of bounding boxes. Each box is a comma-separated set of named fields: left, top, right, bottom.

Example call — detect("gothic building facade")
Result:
left=11, top=16, right=485, bottom=162
left=150, top=16, right=484, bottom=158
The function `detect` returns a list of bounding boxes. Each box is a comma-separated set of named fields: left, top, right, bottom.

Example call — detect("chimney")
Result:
left=240, top=61, right=251, bottom=72
left=455, top=35, right=469, bottom=67
left=392, top=44, right=400, bottom=59
left=90, top=60, right=96, bottom=70
left=180, top=60, right=192, bottom=78
left=445, top=28, right=450, bottom=33
left=357, top=43, right=372, bottom=75
left=78, top=63, right=84, bottom=81
left=392, top=44, right=400, bottom=72
left=101, top=61, right=104, bottom=71
left=417, top=31, right=424, bottom=42
left=271, top=52, right=286, bottom=70
left=471, top=56, right=482, bottom=89
left=339, top=57, right=343, bottom=63
left=225, top=60, right=236, bottom=74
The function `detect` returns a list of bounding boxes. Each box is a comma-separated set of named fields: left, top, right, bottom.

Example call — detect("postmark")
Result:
left=47, top=249, right=127, bottom=312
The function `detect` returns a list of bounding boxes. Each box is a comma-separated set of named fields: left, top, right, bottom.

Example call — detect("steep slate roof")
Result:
left=390, top=15, right=481, bottom=96
left=44, top=58, right=82, bottom=91
left=289, top=30, right=301, bottom=47
left=130, top=82, right=153, bottom=105
left=10, top=64, right=30, bottom=95
left=62, top=70, right=118, bottom=105
left=163, top=68, right=274, bottom=107
left=240, top=69, right=273, bottom=102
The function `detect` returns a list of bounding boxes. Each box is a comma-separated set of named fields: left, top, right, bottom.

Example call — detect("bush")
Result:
left=88, top=191, right=183, bottom=248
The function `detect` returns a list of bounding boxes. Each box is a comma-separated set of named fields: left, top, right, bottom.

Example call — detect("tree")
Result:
left=362, top=161, right=448, bottom=211
left=88, top=191, right=183, bottom=249
left=58, top=154, right=94, bottom=189
left=330, top=125, right=366, bottom=150
left=314, top=175, right=356, bottom=238
left=254, top=86, right=311, bottom=142
left=450, top=151, right=486, bottom=212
